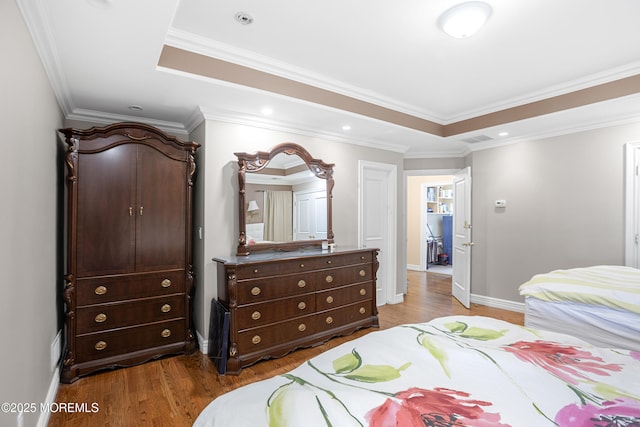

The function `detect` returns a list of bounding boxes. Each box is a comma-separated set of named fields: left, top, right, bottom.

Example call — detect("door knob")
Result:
left=462, top=241, right=475, bottom=247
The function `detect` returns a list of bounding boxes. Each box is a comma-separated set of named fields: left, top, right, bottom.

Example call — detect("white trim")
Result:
left=625, top=141, right=640, bottom=268
left=358, top=160, right=398, bottom=306
left=196, top=329, right=208, bottom=355
left=406, top=264, right=422, bottom=271
left=470, top=294, right=525, bottom=314
left=37, top=366, right=59, bottom=427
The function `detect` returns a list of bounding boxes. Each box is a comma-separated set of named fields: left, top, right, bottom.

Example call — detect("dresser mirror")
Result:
left=235, top=142, right=334, bottom=255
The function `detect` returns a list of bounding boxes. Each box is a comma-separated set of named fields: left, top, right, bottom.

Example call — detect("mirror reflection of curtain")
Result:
left=264, top=191, right=293, bottom=242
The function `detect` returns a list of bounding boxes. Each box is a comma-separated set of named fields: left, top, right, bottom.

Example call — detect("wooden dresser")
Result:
left=214, top=247, right=379, bottom=374
left=59, top=122, right=200, bottom=383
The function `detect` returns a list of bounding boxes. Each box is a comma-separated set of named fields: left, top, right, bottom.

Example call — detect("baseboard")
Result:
left=471, top=294, right=525, bottom=313
left=406, top=264, right=423, bottom=271
left=37, top=365, right=59, bottom=427
left=196, top=329, right=208, bottom=355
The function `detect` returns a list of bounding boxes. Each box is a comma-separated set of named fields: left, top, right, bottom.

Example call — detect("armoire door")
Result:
left=76, top=144, right=137, bottom=277
left=135, top=145, right=187, bottom=272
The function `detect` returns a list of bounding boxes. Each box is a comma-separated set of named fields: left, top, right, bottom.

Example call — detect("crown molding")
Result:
left=165, top=27, right=443, bottom=123
left=66, top=108, right=190, bottom=137
left=16, top=0, right=74, bottom=116
left=196, top=105, right=409, bottom=154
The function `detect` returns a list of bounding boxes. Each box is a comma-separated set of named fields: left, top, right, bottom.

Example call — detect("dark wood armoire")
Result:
left=59, top=122, right=200, bottom=383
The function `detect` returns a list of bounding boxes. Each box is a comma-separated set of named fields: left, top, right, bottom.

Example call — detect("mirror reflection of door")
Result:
left=294, top=188, right=327, bottom=241
left=244, top=152, right=327, bottom=244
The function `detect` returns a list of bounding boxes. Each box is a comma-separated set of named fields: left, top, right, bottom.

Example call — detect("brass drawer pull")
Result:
left=359, top=269, right=366, bottom=277
left=298, top=280, right=306, bottom=288
left=299, top=263, right=305, bottom=268
left=161, top=329, right=171, bottom=338
left=298, top=301, right=306, bottom=310
left=327, top=260, right=332, bottom=264
left=360, top=288, right=367, bottom=296
left=359, top=307, right=366, bottom=314
left=326, top=296, right=334, bottom=304
left=361, top=256, right=365, bottom=260
left=325, top=275, right=333, bottom=283
left=161, top=304, right=172, bottom=313
left=251, top=286, right=261, bottom=296
left=161, top=279, right=172, bottom=288
left=252, top=335, right=261, bottom=345
left=95, top=341, right=107, bottom=351
left=94, top=313, right=107, bottom=323
left=298, top=323, right=306, bottom=332
left=94, top=286, right=107, bottom=295
left=253, top=269, right=259, bottom=273
left=251, top=311, right=261, bottom=320
left=325, top=316, right=333, bottom=324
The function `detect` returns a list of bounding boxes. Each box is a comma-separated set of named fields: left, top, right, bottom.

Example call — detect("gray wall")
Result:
left=192, top=120, right=406, bottom=342
left=468, top=122, right=640, bottom=301
left=1, top=1, right=63, bottom=426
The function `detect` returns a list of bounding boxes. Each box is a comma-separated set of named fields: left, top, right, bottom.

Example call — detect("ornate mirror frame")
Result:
left=236, top=142, right=334, bottom=255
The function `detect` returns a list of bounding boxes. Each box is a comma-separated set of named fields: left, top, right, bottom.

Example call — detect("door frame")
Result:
left=358, top=160, right=398, bottom=305
left=625, top=141, right=640, bottom=268
left=404, top=169, right=466, bottom=294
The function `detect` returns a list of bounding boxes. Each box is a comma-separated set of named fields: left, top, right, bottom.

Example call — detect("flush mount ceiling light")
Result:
left=439, top=1, right=492, bottom=38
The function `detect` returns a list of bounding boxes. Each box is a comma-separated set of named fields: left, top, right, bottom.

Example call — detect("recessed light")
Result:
left=235, top=12, right=254, bottom=25
left=498, top=131, right=509, bottom=137
left=128, top=105, right=143, bottom=111
left=342, top=125, right=351, bottom=131
left=261, top=107, right=273, bottom=115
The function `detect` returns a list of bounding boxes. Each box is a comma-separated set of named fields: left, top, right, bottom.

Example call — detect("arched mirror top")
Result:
left=236, top=142, right=334, bottom=255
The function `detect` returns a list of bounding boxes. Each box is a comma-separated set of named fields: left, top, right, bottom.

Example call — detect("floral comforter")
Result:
left=194, top=316, right=640, bottom=427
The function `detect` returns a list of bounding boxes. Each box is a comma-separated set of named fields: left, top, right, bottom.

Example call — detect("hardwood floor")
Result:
left=48, top=271, right=523, bottom=426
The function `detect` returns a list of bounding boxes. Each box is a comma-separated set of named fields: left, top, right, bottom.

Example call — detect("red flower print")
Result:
left=366, top=387, right=510, bottom=427
left=503, top=341, right=622, bottom=385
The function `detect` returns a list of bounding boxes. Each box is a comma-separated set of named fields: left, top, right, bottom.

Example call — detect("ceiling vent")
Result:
left=461, top=134, right=493, bottom=143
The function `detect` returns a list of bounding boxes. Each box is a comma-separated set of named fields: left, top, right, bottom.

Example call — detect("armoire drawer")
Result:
left=76, top=295, right=185, bottom=334
left=236, top=315, right=317, bottom=354
left=236, top=274, right=316, bottom=302
left=76, top=271, right=185, bottom=305
left=316, top=283, right=373, bottom=311
left=75, top=319, right=185, bottom=362
left=236, top=293, right=316, bottom=330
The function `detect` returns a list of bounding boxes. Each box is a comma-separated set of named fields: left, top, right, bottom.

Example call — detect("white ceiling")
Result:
left=18, top=0, right=640, bottom=156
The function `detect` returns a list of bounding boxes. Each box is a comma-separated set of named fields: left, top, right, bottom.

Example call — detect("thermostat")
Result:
left=495, top=199, right=506, bottom=208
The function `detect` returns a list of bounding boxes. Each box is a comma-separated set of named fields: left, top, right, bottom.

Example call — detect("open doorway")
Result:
left=406, top=174, right=455, bottom=275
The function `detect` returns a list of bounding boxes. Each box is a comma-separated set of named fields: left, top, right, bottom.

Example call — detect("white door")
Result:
left=359, top=161, right=397, bottom=305
left=625, top=142, right=640, bottom=268
left=452, top=167, right=472, bottom=308
left=293, top=190, right=327, bottom=241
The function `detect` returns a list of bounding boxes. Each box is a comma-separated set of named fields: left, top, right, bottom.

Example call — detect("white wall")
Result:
left=468, top=122, right=640, bottom=302
left=192, top=120, right=405, bottom=343
left=1, top=2, right=63, bottom=426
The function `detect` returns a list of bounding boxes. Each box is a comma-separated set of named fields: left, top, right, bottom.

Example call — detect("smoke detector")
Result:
left=235, top=12, right=254, bottom=25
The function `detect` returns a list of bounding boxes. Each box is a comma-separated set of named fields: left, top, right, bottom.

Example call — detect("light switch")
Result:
left=495, top=200, right=506, bottom=208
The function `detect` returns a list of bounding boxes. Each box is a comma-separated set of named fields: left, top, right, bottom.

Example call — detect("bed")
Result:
left=194, top=315, right=640, bottom=426
left=519, top=265, right=640, bottom=352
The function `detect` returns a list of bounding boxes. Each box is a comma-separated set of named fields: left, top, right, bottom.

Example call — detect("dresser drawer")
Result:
left=234, top=251, right=373, bottom=280
left=75, top=319, right=185, bottom=362
left=237, top=315, right=317, bottom=354
left=237, top=274, right=316, bottom=302
left=317, top=301, right=373, bottom=330
left=313, top=265, right=373, bottom=290
left=316, top=283, right=373, bottom=311
left=76, top=271, right=185, bottom=305
left=235, top=259, right=310, bottom=279
left=236, top=293, right=315, bottom=330
left=76, top=295, right=185, bottom=334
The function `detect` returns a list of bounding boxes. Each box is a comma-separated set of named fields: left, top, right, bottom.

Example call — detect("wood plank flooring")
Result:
left=48, top=271, right=523, bottom=426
